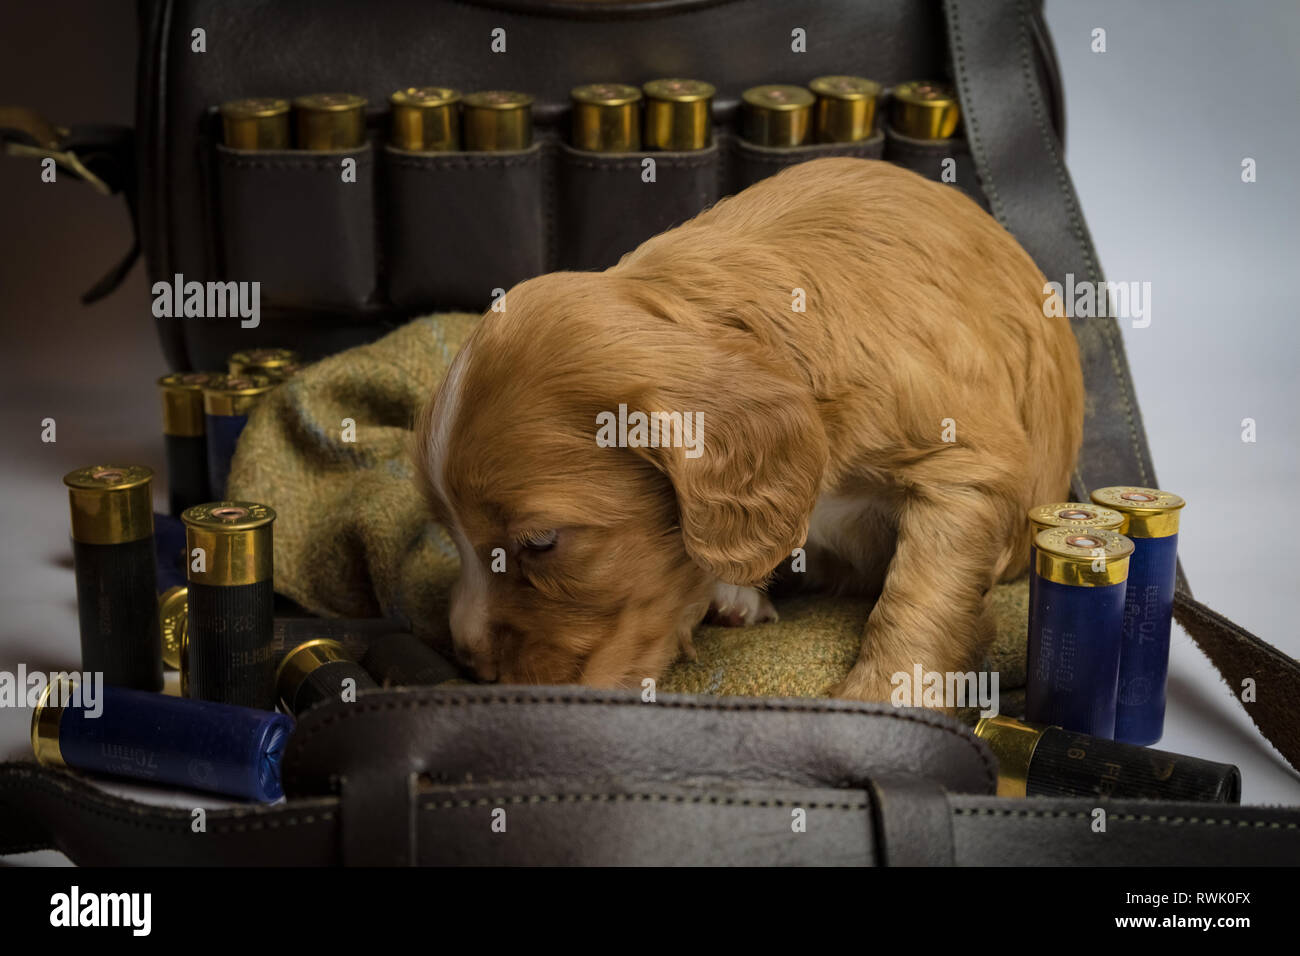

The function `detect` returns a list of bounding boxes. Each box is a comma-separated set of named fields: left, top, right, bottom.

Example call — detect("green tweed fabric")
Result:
left=227, top=314, right=1029, bottom=722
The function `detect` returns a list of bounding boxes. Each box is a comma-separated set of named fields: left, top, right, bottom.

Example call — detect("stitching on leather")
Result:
left=384, top=147, right=543, bottom=172
left=220, top=160, right=376, bottom=172
left=443, top=0, right=750, bottom=24
left=219, top=149, right=375, bottom=172
left=562, top=154, right=718, bottom=171
left=1011, top=1, right=1150, bottom=485
left=369, top=133, right=386, bottom=300
left=541, top=137, right=557, bottom=271
left=882, top=132, right=986, bottom=207
left=0, top=768, right=337, bottom=834
left=562, top=157, right=643, bottom=171
left=1012, top=12, right=1095, bottom=284
left=1013, top=7, right=1097, bottom=277
left=716, top=133, right=729, bottom=196
left=421, top=792, right=868, bottom=811
left=739, top=145, right=881, bottom=167
left=289, top=693, right=999, bottom=791
left=953, top=807, right=1299, bottom=828
left=387, top=157, right=542, bottom=171
left=884, top=134, right=961, bottom=165
left=953, top=0, right=1151, bottom=486
left=945, top=1, right=1005, bottom=222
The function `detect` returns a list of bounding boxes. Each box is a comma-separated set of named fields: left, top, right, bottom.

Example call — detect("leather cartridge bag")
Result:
left=1, top=0, right=1298, bottom=865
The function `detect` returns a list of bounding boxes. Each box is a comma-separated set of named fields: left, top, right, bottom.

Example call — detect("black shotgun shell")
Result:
left=227, top=347, right=299, bottom=378
left=360, top=631, right=463, bottom=687
left=888, top=81, right=961, bottom=140
left=740, top=84, right=815, bottom=147
left=63, top=465, right=164, bottom=691
left=570, top=83, right=642, bottom=152
left=390, top=86, right=462, bottom=151
left=276, top=639, right=378, bottom=715
left=293, top=92, right=367, bottom=150
left=220, top=97, right=291, bottom=150
left=976, top=715, right=1241, bottom=803
left=809, top=75, right=881, bottom=143
left=462, top=91, right=533, bottom=151
left=182, top=501, right=276, bottom=709
left=642, top=79, right=714, bottom=151
left=158, top=371, right=221, bottom=515
left=271, top=617, right=410, bottom=660
left=159, top=585, right=187, bottom=671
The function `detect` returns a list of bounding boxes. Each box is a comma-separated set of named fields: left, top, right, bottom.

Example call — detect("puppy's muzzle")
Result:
left=452, top=641, right=499, bottom=682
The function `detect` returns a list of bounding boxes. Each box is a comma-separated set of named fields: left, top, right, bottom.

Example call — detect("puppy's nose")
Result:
left=453, top=643, right=498, bottom=683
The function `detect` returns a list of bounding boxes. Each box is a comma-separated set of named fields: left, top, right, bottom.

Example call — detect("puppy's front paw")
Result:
left=828, top=667, right=895, bottom=703
left=676, top=627, right=699, bottom=663
left=830, top=664, right=955, bottom=717
left=705, top=582, right=779, bottom=627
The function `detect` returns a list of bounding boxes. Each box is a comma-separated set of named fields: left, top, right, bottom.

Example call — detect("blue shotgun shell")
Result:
left=32, top=679, right=293, bottom=802
left=1026, top=502, right=1126, bottom=645
left=1026, top=526, right=1134, bottom=738
left=1090, top=487, right=1186, bottom=746
left=201, top=373, right=275, bottom=499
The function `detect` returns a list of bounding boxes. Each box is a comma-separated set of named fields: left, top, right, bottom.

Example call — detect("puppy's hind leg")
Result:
left=831, top=486, right=1005, bottom=707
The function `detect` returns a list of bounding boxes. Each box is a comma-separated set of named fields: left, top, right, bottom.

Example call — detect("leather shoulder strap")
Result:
left=4, top=751, right=1299, bottom=865
left=4, top=689, right=1298, bottom=866
left=945, top=0, right=1157, bottom=504
left=0, top=109, right=140, bottom=303
left=945, top=0, right=1300, bottom=771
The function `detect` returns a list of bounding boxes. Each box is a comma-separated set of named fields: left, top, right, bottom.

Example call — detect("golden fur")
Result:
left=414, top=158, right=1084, bottom=700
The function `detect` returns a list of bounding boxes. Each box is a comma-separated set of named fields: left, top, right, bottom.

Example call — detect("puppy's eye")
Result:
left=518, top=529, right=558, bottom=552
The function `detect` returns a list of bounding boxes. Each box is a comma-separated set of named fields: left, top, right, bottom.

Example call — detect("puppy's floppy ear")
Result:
left=631, top=340, right=829, bottom=587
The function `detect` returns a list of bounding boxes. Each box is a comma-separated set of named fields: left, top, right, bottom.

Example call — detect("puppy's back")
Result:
left=616, top=158, right=1085, bottom=571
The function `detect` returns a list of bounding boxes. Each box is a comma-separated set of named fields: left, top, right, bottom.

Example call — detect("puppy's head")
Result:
left=414, top=273, right=828, bottom=687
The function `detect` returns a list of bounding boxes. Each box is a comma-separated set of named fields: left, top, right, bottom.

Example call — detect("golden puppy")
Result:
left=414, top=158, right=1083, bottom=699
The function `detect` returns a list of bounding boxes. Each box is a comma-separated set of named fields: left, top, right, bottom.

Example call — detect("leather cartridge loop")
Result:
left=341, top=772, right=419, bottom=866
left=870, top=778, right=956, bottom=866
